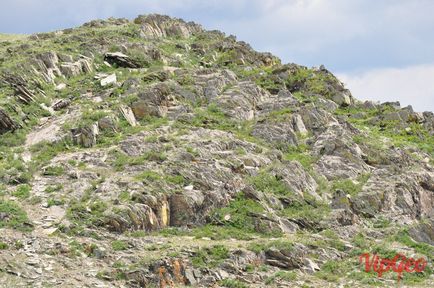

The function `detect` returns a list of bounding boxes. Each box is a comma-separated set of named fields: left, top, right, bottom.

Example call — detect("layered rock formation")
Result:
left=0, top=14, right=432, bottom=288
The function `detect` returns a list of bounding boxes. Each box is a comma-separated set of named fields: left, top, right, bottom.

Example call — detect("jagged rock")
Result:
left=0, top=108, right=19, bottom=134
left=252, top=123, right=298, bottom=147
left=332, top=91, right=352, bottom=106
left=120, top=105, right=138, bottom=127
left=105, top=203, right=162, bottom=232
left=169, top=190, right=204, bottom=226
left=134, top=14, right=202, bottom=39
left=78, top=58, right=93, bottom=73
left=131, top=82, right=171, bottom=119
left=60, top=62, right=82, bottom=77
left=265, top=245, right=306, bottom=269
left=292, top=114, right=308, bottom=135
left=409, top=219, right=434, bottom=245
left=302, top=258, right=320, bottom=274
left=58, top=54, right=73, bottom=62
left=331, top=190, right=351, bottom=210
left=38, top=51, right=59, bottom=69
left=1, top=73, right=36, bottom=103
left=1, top=13, right=434, bottom=288
left=52, top=99, right=71, bottom=111
left=149, top=258, right=190, bottom=287
left=71, top=124, right=99, bottom=148
left=104, top=52, right=141, bottom=68
left=98, top=116, right=117, bottom=131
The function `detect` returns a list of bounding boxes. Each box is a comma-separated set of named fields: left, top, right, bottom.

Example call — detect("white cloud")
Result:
left=337, top=65, right=434, bottom=112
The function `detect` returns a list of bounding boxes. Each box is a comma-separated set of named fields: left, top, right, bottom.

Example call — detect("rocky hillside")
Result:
left=0, top=14, right=433, bottom=287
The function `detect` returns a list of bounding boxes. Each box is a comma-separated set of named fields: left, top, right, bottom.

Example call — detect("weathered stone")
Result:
left=52, top=99, right=71, bottom=111
left=60, top=63, right=81, bottom=77
left=38, top=51, right=59, bottom=69
left=120, top=105, right=138, bottom=127
left=0, top=108, right=19, bottom=134
left=131, top=82, right=171, bottom=119
left=100, top=73, right=117, bottom=87
left=104, top=52, right=141, bottom=68
left=292, top=114, right=308, bottom=135
left=71, top=124, right=99, bottom=148
left=332, top=91, right=351, bottom=106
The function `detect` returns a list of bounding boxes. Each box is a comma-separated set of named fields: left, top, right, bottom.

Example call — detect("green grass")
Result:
left=265, top=271, right=297, bottom=285
left=207, top=192, right=274, bottom=236
left=331, top=173, right=370, bottom=196
left=134, top=170, right=161, bottom=182
left=220, top=279, right=249, bottom=288
left=283, top=144, right=316, bottom=170
left=0, top=33, right=27, bottom=42
left=67, top=199, right=107, bottom=228
left=0, top=242, right=8, bottom=250
left=0, top=200, right=32, bottom=231
left=111, top=240, right=129, bottom=251
left=191, top=245, right=229, bottom=268
left=315, top=260, right=350, bottom=282
left=43, top=165, right=65, bottom=176
left=394, top=229, right=434, bottom=258
left=12, top=184, right=31, bottom=199
left=249, top=170, right=292, bottom=196
left=248, top=239, right=294, bottom=254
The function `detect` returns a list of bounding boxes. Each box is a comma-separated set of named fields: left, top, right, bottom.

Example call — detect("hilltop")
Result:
left=0, top=14, right=433, bottom=287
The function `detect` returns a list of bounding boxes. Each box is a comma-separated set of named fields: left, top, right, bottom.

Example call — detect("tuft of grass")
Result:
left=0, top=242, right=8, bottom=250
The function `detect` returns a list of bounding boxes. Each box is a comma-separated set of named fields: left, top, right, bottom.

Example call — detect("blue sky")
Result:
left=1, top=0, right=433, bottom=112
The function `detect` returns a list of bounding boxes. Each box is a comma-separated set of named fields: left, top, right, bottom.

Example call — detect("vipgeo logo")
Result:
left=359, top=253, right=428, bottom=282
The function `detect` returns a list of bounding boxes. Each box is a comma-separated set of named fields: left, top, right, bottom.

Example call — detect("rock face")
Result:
left=0, top=13, right=433, bottom=288
left=71, top=124, right=99, bottom=147
left=134, top=14, right=203, bottom=39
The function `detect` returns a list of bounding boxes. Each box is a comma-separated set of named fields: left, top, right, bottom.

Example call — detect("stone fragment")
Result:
left=100, top=73, right=117, bottom=87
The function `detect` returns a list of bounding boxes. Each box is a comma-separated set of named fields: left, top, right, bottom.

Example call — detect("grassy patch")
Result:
left=0, top=200, right=32, bottom=231
left=249, top=170, right=292, bottom=196
left=220, top=279, right=249, bottom=288
left=265, top=271, right=297, bottom=285
left=12, top=184, right=31, bottom=199
left=331, top=173, right=370, bottom=196
left=191, top=245, right=229, bottom=268
left=111, top=240, right=129, bottom=251
left=206, top=192, right=280, bottom=237
left=283, top=144, right=316, bottom=170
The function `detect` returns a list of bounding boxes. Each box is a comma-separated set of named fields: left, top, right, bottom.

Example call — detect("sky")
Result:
left=1, top=0, right=433, bottom=112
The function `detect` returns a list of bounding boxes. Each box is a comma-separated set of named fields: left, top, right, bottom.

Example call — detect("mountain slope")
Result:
left=0, top=14, right=433, bottom=287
